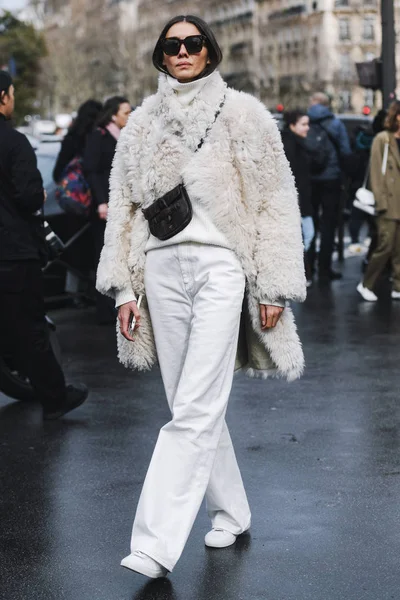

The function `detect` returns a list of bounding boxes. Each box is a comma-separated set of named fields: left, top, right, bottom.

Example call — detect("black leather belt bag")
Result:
left=141, top=183, right=192, bottom=241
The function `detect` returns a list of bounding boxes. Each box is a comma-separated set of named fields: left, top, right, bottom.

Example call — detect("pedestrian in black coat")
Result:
left=53, top=99, right=102, bottom=183
left=282, top=110, right=315, bottom=284
left=0, top=70, right=88, bottom=419
left=83, top=96, right=131, bottom=324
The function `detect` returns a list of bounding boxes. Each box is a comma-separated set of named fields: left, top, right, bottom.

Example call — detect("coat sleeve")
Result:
left=236, top=98, right=306, bottom=303
left=95, top=128, right=137, bottom=300
left=370, top=133, right=389, bottom=213
left=11, top=132, right=44, bottom=214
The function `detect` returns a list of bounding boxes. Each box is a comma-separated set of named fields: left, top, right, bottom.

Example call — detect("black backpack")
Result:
left=305, top=119, right=333, bottom=174
left=307, top=117, right=360, bottom=177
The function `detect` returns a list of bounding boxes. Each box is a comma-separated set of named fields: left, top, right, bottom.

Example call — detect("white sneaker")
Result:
left=357, top=282, right=378, bottom=302
left=205, top=528, right=237, bottom=548
left=391, top=290, right=400, bottom=300
left=121, top=551, right=168, bottom=578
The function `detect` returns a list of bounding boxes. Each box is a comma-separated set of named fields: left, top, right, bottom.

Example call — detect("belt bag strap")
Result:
left=194, top=95, right=226, bottom=152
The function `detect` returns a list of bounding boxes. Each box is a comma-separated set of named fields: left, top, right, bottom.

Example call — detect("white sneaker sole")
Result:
left=205, top=534, right=236, bottom=548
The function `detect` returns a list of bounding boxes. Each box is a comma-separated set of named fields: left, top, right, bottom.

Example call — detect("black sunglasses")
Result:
left=161, top=35, right=207, bottom=56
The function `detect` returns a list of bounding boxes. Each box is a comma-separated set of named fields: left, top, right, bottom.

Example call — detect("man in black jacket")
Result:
left=0, top=71, right=88, bottom=419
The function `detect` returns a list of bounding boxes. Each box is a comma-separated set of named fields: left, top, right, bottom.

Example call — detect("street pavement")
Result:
left=1, top=257, right=400, bottom=600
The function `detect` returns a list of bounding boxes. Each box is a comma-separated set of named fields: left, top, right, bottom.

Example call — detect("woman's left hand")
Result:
left=260, top=304, right=284, bottom=330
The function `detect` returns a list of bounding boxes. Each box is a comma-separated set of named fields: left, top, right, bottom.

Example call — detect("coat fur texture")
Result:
left=97, top=71, right=307, bottom=380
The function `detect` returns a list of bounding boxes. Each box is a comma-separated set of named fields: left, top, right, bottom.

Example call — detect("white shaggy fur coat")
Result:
left=96, top=71, right=307, bottom=381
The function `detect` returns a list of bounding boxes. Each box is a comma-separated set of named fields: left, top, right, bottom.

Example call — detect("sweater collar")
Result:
left=155, top=70, right=227, bottom=151
left=166, top=72, right=215, bottom=107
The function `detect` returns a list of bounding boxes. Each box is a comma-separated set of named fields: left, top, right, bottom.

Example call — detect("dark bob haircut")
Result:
left=152, top=15, right=223, bottom=78
left=283, top=110, right=308, bottom=129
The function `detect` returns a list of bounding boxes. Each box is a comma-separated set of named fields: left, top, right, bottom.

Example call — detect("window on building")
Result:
left=364, top=89, right=374, bottom=106
left=340, top=53, right=353, bottom=80
left=339, top=90, right=352, bottom=112
left=335, top=0, right=349, bottom=6
left=339, top=18, right=351, bottom=40
left=363, top=17, right=375, bottom=40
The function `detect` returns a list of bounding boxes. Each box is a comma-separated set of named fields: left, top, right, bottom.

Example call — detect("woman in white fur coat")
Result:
left=96, top=15, right=306, bottom=579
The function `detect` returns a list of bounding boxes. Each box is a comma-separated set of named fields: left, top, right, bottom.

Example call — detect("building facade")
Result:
left=257, top=0, right=384, bottom=113
left=39, top=0, right=399, bottom=114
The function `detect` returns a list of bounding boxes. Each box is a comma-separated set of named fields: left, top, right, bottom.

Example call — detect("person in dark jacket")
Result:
left=53, top=99, right=102, bottom=183
left=282, top=110, right=315, bottom=285
left=84, top=96, right=131, bottom=324
left=0, top=70, right=88, bottom=419
left=308, top=92, right=352, bottom=281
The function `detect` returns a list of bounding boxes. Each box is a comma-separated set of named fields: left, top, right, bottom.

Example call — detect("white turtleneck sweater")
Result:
left=115, top=74, right=285, bottom=309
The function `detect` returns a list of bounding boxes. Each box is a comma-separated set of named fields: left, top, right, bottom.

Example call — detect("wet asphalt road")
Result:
left=1, top=257, right=400, bottom=600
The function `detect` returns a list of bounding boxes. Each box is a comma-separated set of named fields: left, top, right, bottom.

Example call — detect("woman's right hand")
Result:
left=118, top=300, right=141, bottom=342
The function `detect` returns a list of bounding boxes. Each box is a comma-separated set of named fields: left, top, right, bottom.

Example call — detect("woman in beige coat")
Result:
left=357, top=100, right=400, bottom=302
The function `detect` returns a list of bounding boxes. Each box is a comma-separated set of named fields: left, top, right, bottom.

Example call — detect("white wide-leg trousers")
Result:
left=128, top=243, right=251, bottom=571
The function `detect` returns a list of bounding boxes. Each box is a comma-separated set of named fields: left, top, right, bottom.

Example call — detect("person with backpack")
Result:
left=281, top=110, right=315, bottom=285
left=357, top=100, right=400, bottom=302
left=53, top=100, right=102, bottom=298
left=0, top=70, right=88, bottom=419
left=83, top=96, right=131, bottom=324
left=53, top=99, right=102, bottom=184
left=307, top=92, right=352, bottom=282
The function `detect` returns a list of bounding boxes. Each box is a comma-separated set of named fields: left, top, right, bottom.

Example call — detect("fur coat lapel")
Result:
left=97, top=71, right=307, bottom=381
